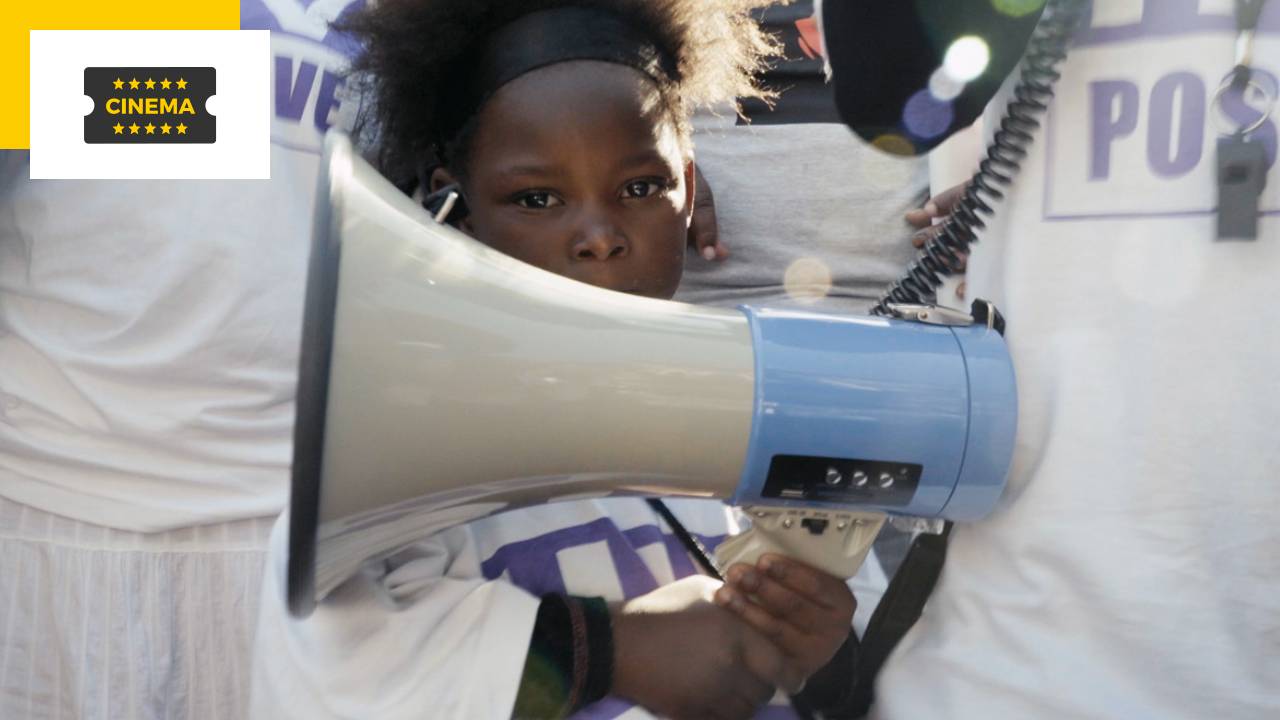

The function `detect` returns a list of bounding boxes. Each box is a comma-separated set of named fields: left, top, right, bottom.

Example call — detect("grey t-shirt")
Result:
left=678, top=115, right=928, bottom=314
left=675, top=0, right=927, bottom=314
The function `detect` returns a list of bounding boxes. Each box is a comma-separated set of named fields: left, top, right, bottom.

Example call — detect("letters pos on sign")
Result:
left=83, top=67, right=216, bottom=144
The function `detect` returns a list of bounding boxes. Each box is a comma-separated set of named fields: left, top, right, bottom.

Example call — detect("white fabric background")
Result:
left=874, top=5, right=1280, bottom=718
left=0, top=496, right=272, bottom=720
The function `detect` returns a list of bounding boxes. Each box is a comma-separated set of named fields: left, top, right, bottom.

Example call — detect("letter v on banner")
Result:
left=29, top=31, right=270, bottom=179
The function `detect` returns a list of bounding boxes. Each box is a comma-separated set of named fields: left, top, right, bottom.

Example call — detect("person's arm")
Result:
left=255, top=515, right=807, bottom=720
left=515, top=575, right=808, bottom=720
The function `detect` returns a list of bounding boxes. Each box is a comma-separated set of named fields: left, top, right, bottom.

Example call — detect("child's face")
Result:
left=437, top=61, right=693, bottom=300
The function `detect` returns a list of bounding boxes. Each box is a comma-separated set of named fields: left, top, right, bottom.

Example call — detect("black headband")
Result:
left=437, top=6, right=679, bottom=154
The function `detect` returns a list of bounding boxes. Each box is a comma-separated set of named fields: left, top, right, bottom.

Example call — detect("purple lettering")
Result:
left=479, top=517, right=723, bottom=601
left=314, top=70, right=344, bottom=132
left=274, top=56, right=318, bottom=123
left=1147, top=72, right=1205, bottom=178
left=1090, top=80, right=1140, bottom=180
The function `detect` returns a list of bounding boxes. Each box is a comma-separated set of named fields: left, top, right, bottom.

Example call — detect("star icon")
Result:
left=160, top=78, right=171, bottom=90
left=176, top=123, right=188, bottom=135
left=128, top=123, right=140, bottom=134
left=144, top=123, right=156, bottom=134
left=112, top=78, right=124, bottom=90
left=144, top=78, right=156, bottom=90
left=160, top=123, right=172, bottom=134
left=175, top=78, right=188, bottom=90
left=128, top=78, right=140, bottom=90
left=112, top=123, right=124, bottom=135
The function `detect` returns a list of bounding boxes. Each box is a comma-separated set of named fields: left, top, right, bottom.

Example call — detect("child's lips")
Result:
left=576, top=271, right=645, bottom=296
left=591, top=276, right=641, bottom=294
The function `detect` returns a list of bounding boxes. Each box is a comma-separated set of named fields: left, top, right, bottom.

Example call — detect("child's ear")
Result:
left=429, top=166, right=460, bottom=194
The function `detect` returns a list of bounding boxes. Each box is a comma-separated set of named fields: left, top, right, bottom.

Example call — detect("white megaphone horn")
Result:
left=287, top=132, right=1016, bottom=618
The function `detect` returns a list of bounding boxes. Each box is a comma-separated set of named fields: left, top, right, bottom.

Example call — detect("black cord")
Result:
left=645, top=498, right=723, bottom=579
left=848, top=3, right=1090, bottom=715
left=871, top=0, right=1092, bottom=316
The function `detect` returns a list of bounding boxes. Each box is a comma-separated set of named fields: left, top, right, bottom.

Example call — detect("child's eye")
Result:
left=513, top=191, right=562, bottom=209
left=621, top=179, right=667, bottom=199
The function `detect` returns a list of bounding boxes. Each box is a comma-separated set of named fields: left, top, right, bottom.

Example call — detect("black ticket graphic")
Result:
left=83, top=67, right=216, bottom=144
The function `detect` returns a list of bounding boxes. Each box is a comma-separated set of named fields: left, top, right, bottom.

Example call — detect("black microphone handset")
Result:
left=822, top=0, right=1091, bottom=315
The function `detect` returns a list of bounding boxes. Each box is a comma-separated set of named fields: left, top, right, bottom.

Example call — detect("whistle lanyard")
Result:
left=1234, top=0, right=1268, bottom=80
left=1215, top=0, right=1272, bottom=240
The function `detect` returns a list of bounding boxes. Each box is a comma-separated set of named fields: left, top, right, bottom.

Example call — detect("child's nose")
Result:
left=570, top=218, right=630, bottom=261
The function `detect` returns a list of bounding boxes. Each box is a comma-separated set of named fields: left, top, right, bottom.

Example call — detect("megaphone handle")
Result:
left=715, top=507, right=887, bottom=580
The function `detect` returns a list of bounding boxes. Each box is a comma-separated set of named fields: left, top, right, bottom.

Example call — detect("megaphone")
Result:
left=287, top=132, right=1016, bottom=618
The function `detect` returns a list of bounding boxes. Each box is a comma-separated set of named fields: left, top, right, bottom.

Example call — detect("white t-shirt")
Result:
left=875, top=4, right=1280, bottom=718
left=252, top=498, right=889, bottom=719
left=0, top=0, right=362, bottom=531
left=674, top=0, right=929, bottom=314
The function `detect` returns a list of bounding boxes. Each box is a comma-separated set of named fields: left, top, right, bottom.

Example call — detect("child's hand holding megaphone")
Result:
left=610, top=575, right=807, bottom=719
left=715, top=554, right=857, bottom=684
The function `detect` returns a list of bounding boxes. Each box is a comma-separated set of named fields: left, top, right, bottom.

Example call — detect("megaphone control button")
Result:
left=878, top=472, right=895, bottom=489
left=801, top=518, right=829, bottom=535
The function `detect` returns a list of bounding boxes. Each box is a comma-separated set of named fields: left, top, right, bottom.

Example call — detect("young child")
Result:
left=252, top=2, right=866, bottom=718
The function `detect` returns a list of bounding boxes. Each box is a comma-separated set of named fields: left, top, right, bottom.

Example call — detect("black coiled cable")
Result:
left=871, top=0, right=1092, bottom=316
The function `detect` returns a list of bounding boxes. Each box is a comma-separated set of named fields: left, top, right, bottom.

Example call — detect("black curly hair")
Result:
left=335, top=0, right=781, bottom=187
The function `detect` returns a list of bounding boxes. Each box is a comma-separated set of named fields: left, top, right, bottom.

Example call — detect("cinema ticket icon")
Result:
left=30, top=30, right=268, bottom=179
left=84, top=67, right=215, bottom=144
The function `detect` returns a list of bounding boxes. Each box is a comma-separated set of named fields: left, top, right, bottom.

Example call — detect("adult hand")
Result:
left=906, top=182, right=969, bottom=298
left=688, top=164, right=728, bottom=261
left=715, top=555, right=857, bottom=682
left=611, top=575, right=803, bottom=720
left=905, top=182, right=967, bottom=232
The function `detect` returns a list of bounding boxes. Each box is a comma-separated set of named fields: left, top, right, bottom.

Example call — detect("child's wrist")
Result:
left=514, top=594, right=614, bottom=718
left=577, top=596, right=614, bottom=705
